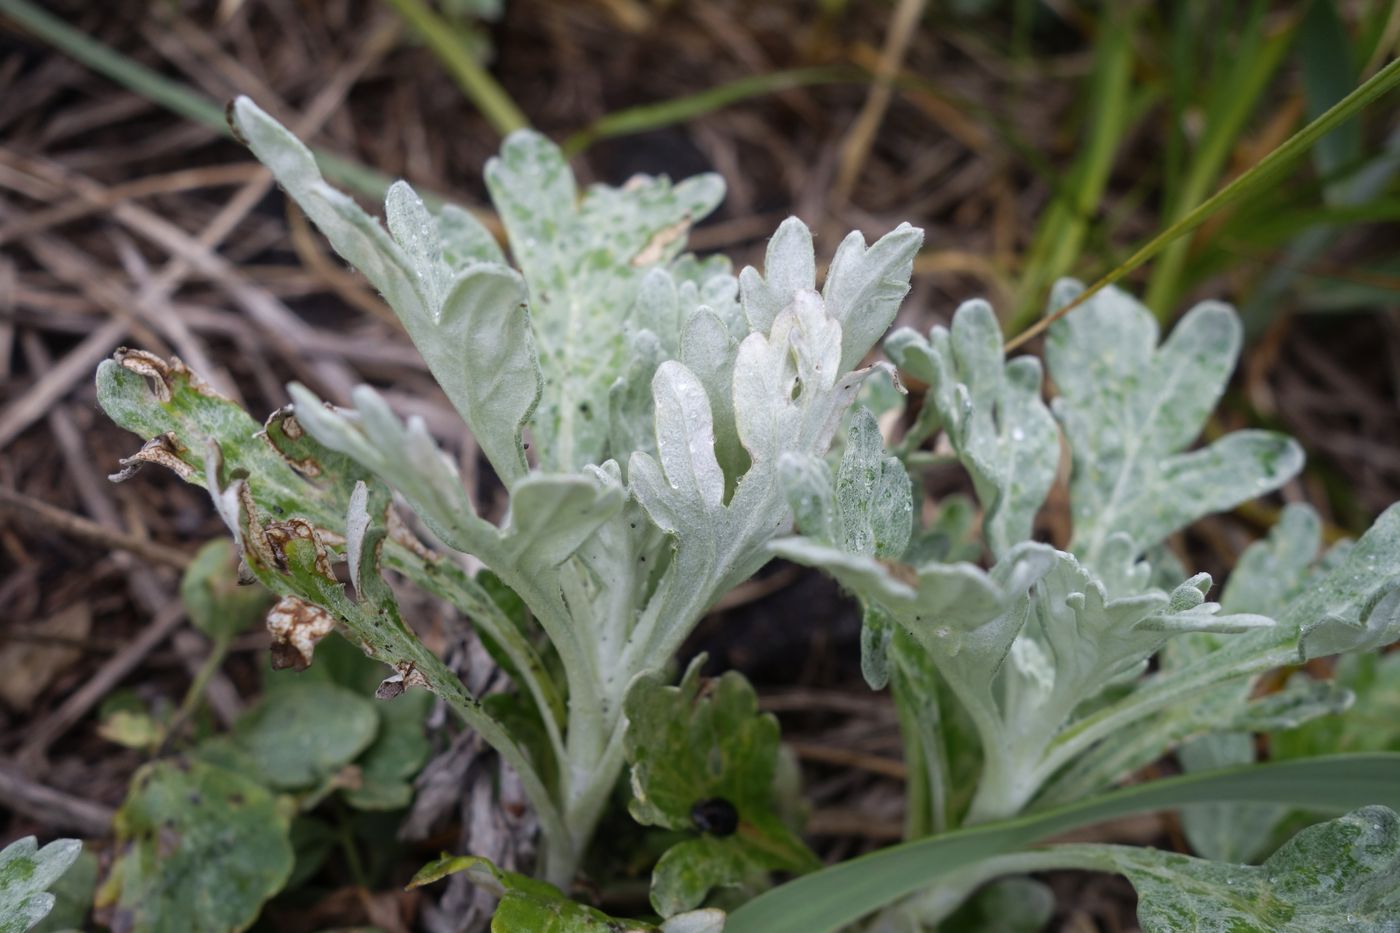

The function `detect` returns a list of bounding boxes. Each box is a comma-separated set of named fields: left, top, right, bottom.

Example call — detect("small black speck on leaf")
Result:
left=690, top=797, right=738, bottom=836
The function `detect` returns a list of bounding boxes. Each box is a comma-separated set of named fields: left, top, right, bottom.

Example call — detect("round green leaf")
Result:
left=232, top=680, right=378, bottom=790
left=96, top=760, right=293, bottom=933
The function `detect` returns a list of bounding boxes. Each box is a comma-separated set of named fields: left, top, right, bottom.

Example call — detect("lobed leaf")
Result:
left=231, top=98, right=540, bottom=485
left=485, top=128, right=724, bottom=471
left=1100, top=806, right=1400, bottom=932
left=1044, top=280, right=1303, bottom=570
left=179, top=538, right=272, bottom=642
left=822, top=223, right=923, bottom=372
left=408, top=854, right=726, bottom=933
left=0, top=836, right=82, bottom=933
left=725, top=753, right=1400, bottom=933
left=624, top=658, right=819, bottom=916
left=228, top=679, right=379, bottom=790
left=887, top=299, right=1058, bottom=557
left=94, top=760, right=293, bottom=933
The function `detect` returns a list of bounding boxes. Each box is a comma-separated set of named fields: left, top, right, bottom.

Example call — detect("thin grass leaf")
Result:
left=381, top=0, right=528, bottom=136
left=725, top=753, right=1400, bottom=933
left=1143, top=5, right=1295, bottom=315
left=563, top=67, right=857, bottom=156
left=1011, top=8, right=1136, bottom=329
left=1005, top=53, right=1400, bottom=352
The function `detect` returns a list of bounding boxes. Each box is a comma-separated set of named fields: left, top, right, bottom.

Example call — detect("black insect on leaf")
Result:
left=690, top=797, right=739, bottom=837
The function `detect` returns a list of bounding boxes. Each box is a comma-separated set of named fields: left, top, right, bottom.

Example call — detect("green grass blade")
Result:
left=380, top=0, right=529, bottom=136
left=1006, top=52, right=1400, bottom=352
left=725, top=752, right=1400, bottom=933
left=1010, top=8, right=1137, bottom=329
left=1143, top=5, right=1294, bottom=314
left=1300, top=0, right=1362, bottom=190
left=0, top=0, right=410, bottom=204
left=562, top=67, right=856, bottom=156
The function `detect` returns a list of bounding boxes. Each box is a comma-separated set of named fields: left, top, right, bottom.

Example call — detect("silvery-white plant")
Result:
left=97, top=96, right=922, bottom=890
left=773, top=281, right=1400, bottom=928
left=95, top=98, right=1400, bottom=932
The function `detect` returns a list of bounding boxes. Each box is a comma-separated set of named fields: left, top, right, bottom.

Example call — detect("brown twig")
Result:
left=833, top=0, right=928, bottom=204
left=17, top=602, right=186, bottom=769
left=787, top=740, right=908, bottom=780
left=0, top=764, right=115, bottom=837
left=0, top=487, right=192, bottom=570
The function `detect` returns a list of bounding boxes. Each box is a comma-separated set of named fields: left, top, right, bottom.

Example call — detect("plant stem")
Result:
left=156, top=632, right=232, bottom=756
left=381, top=0, right=529, bottom=137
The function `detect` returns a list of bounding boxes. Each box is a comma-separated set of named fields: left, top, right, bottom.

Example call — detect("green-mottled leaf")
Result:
left=485, top=128, right=724, bottom=471
left=180, top=538, right=272, bottom=641
left=780, top=409, right=910, bottom=691
left=624, top=658, right=819, bottom=916
left=298, top=636, right=435, bottom=811
left=96, top=352, right=356, bottom=533
left=887, top=299, right=1058, bottom=557
left=781, top=408, right=911, bottom=560
left=821, top=223, right=923, bottom=372
left=1289, top=504, right=1400, bottom=660
left=409, top=854, right=726, bottom=932
left=230, top=679, right=379, bottom=790
left=1044, top=281, right=1303, bottom=570
left=835, top=410, right=912, bottom=559
left=30, top=846, right=95, bottom=933
left=739, top=217, right=816, bottom=335
left=230, top=99, right=541, bottom=485
left=0, top=836, right=81, bottom=933
left=1100, top=806, right=1400, bottom=932
left=725, top=754, right=1400, bottom=933
left=95, top=760, right=293, bottom=933
left=1276, top=651, right=1400, bottom=760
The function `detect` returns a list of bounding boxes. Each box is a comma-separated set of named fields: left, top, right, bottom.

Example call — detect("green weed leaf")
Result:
left=408, top=854, right=726, bottom=932
left=624, top=659, right=819, bottom=916
left=485, top=128, right=723, bottom=471
left=95, top=760, right=293, bottom=933
left=180, top=538, right=271, bottom=641
left=229, top=679, right=379, bottom=790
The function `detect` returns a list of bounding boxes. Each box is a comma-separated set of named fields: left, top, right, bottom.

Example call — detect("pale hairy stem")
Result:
left=386, top=549, right=568, bottom=768
left=1034, top=702, right=1199, bottom=809
left=890, top=670, right=942, bottom=837
left=1034, top=639, right=1295, bottom=788
left=906, top=638, right=1036, bottom=827
left=389, top=523, right=610, bottom=884
left=410, top=642, right=575, bottom=884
